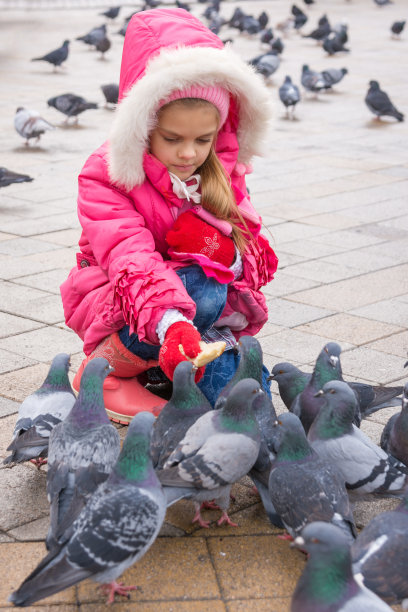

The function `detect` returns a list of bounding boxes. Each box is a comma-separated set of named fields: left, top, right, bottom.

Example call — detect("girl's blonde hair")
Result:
left=157, top=98, right=251, bottom=253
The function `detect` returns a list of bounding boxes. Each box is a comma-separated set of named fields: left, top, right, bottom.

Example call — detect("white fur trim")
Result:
left=108, top=45, right=272, bottom=191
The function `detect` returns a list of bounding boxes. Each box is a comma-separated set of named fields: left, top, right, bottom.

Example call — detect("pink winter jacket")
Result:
left=60, top=8, right=278, bottom=355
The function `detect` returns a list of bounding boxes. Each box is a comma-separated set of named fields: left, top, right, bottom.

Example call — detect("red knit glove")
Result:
left=166, top=211, right=235, bottom=267
left=159, top=321, right=205, bottom=382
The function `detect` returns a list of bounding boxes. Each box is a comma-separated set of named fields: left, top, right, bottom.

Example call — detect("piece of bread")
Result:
left=179, top=341, right=226, bottom=368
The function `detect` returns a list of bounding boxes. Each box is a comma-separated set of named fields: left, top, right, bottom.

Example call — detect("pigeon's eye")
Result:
left=279, top=370, right=284, bottom=374
left=311, top=537, right=319, bottom=543
left=330, top=389, right=336, bottom=394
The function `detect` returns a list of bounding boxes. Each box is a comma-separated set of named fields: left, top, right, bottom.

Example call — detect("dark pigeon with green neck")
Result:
left=269, top=362, right=309, bottom=410
left=292, top=522, right=392, bottom=611
left=309, top=381, right=408, bottom=499
left=9, top=412, right=166, bottom=608
left=4, top=353, right=76, bottom=466
left=150, top=361, right=211, bottom=469
left=381, top=382, right=408, bottom=467
left=158, top=378, right=262, bottom=527
left=46, top=358, right=120, bottom=552
left=267, top=413, right=356, bottom=541
left=215, top=336, right=264, bottom=409
left=351, top=487, right=408, bottom=605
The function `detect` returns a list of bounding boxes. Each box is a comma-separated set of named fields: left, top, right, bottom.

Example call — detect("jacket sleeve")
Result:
left=77, top=151, right=196, bottom=344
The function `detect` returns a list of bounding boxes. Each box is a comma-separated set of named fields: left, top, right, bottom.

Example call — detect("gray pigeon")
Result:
left=95, top=36, right=111, bottom=58
left=249, top=50, right=280, bottom=80
left=14, top=107, right=55, bottom=145
left=279, top=75, right=301, bottom=118
left=46, top=358, right=120, bottom=551
left=301, top=64, right=330, bottom=94
left=0, top=167, right=33, bottom=187
left=101, top=83, right=119, bottom=108
left=150, top=361, right=212, bottom=470
left=47, top=93, right=98, bottom=124
left=157, top=378, right=262, bottom=527
left=391, top=20, right=406, bottom=38
left=99, top=6, right=121, bottom=20
left=308, top=381, right=408, bottom=499
left=267, top=413, right=356, bottom=542
left=76, top=24, right=107, bottom=46
left=31, top=40, right=70, bottom=70
left=292, top=522, right=392, bottom=611
left=4, top=354, right=75, bottom=469
left=215, top=335, right=264, bottom=409
left=365, top=80, right=404, bottom=121
left=380, top=382, right=408, bottom=467
left=351, top=490, right=408, bottom=606
left=302, top=14, right=331, bottom=41
left=322, top=67, right=348, bottom=87
left=323, top=26, right=349, bottom=55
left=9, top=412, right=165, bottom=607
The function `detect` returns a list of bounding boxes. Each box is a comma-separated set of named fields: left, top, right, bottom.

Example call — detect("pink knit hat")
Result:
left=159, top=85, right=230, bottom=127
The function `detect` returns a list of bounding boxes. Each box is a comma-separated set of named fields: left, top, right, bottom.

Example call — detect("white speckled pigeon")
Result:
left=4, top=354, right=75, bottom=469
left=14, top=107, right=55, bottom=146
left=291, top=521, right=392, bottom=611
left=157, top=378, right=262, bottom=527
left=46, top=358, right=120, bottom=551
left=9, top=411, right=165, bottom=607
left=308, top=381, right=408, bottom=500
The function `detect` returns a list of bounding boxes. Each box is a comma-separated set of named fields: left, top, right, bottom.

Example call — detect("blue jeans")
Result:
left=118, top=265, right=270, bottom=406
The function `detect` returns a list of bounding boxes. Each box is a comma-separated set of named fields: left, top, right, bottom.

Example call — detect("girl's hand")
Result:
left=159, top=321, right=205, bottom=382
left=166, top=211, right=235, bottom=267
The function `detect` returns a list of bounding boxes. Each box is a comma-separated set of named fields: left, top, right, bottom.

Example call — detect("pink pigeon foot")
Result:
left=201, top=500, right=220, bottom=510
left=99, top=581, right=138, bottom=604
left=277, top=533, right=294, bottom=541
left=192, top=505, right=210, bottom=528
left=217, top=511, right=238, bottom=527
left=29, top=457, right=48, bottom=470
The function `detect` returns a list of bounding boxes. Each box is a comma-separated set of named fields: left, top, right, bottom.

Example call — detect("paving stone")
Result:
left=8, top=516, right=50, bottom=542
left=81, top=602, right=226, bottom=611
left=0, top=542, right=77, bottom=607
left=13, top=268, right=72, bottom=294
left=351, top=298, right=408, bottom=327
left=0, top=237, right=59, bottom=257
left=0, top=362, right=58, bottom=402
left=0, top=326, right=82, bottom=362
left=256, top=322, right=285, bottom=338
left=1, top=213, right=78, bottom=238
left=227, top=599, right=291, bottom=612
left=0, top=348, right=36, bottom=375
left=295, top=313, right=403, bottom=346
left=0, top=395, right=19, bottom=418
left=0, top=461, right=49, bottom=530
left=207, top=535, right=303, bottom=600
left=37, top=229, right=81, bottom=247
left=262, top=272, right=320, bottom=298
left=353, top=498, right=400, bottom=531
left=288, top=264, right=408, bottom=311
left=266, top=298, right=333, bottom=328
left=340, top=347, right=405, bottom=384
left=323, top=248, right=398, bottom=273
left=270, top=222, right=325, bottom=245
left=277, top=239, right=347, bottom=259
left=367, top=330, right=408, bottom=358
left=283, top=259, right=358, bottom=284
left=0, top=312, right=43, bottom=338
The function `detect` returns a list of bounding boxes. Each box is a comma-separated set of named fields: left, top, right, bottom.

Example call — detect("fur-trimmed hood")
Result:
left=108, top=8, right=272, bottom=191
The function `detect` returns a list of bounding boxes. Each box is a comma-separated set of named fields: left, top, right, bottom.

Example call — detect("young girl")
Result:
left=60, top=8, right=278, bottom=424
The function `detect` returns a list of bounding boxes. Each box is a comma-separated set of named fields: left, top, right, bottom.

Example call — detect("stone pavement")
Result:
left=0, top=0, right=407, bottom=609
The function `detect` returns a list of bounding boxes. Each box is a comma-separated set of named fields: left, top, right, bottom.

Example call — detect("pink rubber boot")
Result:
left=73, top=333, right=166, bottom=425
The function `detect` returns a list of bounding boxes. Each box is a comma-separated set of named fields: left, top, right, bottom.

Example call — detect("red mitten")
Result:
left=166, top=211, right=235, bottom=268
left=159, top=321, right=205, bottom=382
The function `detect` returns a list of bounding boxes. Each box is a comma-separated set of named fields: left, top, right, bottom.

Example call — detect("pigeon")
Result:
left=240, top=15, right=262, bottom=35
left=31, top=40, right=69, bottom=70
left=3, top=354, right=75, bottom=469
left=308, top=381, right=408, bottom=499
left=271, top=37, right=284, bottom=54
left=302, top=14, right=331, bottom=41
left=279, top=75, right=301, bottom=118
left=9, top=411, right=166, bottom=607
left=157, top=378, right=262, bottom=527
left=266, top=413, right=356, bottom=542
left=374, top=0, right=393, bottom=5
left=95, top=36, right=111, bottom=57
left=76, top=24, right=107, bottom=47
left=291, top=522, right=393, bottom=612
left=291, top=5, right=308, bottom=30
left=322, top=67, right=348, bottom=87
left=0, top=167, right=33, bottom=187
left=301, top=64, right=330, bottom=94
left=323, top=29, right=350, bottom=55
left=391, top=20, right=406, bottom=38
left=176, top=0, right=191, bottom=11
left=260, top=27, right=274, bottom=45
left=99, top=6, right=121, bottom=20
left=215, top=336, right=264, bottom=409
left=249, top=50, right=280, bottom=79
left=365, top=80, right=404, bottom=122
left=351, top=490, right=408, bottom=606
left=303, top=0, right=314, bottom=4
left=272, top=344, right=403, bottom=428
left=258, top=11, right=269, bottom=30
left=14, top=107, right=55, bottom=145
left=380, top=382, right=408, bottom=467
left=47, top=93, right=98, bottom=124
left=150, top=361, right=212, bottom=470
left=45, top=358, right=120, bottom=551
left=229, top=7, right=246, bottom=30
left=101, top=83, right=119, bottom=107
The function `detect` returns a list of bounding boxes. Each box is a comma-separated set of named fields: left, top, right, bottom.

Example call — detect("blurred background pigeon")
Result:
left=374, top=0, right=393, bottom=5
left=302, top=14, right=331, bottom=42
left=95, top=36, right=111, bottom=58
left=101, top=83, right=119, bottom=108
left=291, top=5, right=308, bottom=30
left=322, top=67, right=348, bottom=87
left=279, top=75, right=301, bottom=118
left=365, top=80, right=404, bottom=121
left=76, top=24, right=106, bottom=47
left=31, top=40, right=70, bottom=70
left=391, top=20, right=406, bottom=38
left=301, top=64, right=330, bottom=95
left=14, top=107, right=55, bottom=145
left=323, top=26, right=350, bottom=55
left=47, top=93, right=98, bottom=124
left=0, top=167, right=33, bottom=187
left=249, top=50, right=280, bottom=80
left=99, top=5, right=121, bottom=20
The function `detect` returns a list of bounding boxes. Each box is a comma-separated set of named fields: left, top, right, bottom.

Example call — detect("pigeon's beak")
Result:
left=291, top=535, right=305, bottom=548
left=267, top=374, right=275, bottom=381
left=329, top=356, right=339, bottom=367
left=107, top=364, right=115, bottom=375
left=314, top=389, right=324, bottom=397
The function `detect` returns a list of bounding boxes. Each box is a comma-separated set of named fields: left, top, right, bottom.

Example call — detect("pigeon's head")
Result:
left=63, top=40, right=70, bottom=45
left=128, top=411, right=156, bottom=437
left=284, top=75, right=292, bottom=83
left=302, top=64, right=309, bottom=72
left=292, top=521, right=349, bottom=556
left=319, top=380, right=356, bottom=409
left=322, top=342, right=341, bottom=368
left=16, top=107, right=24, bottom=113
left=269, top=362, right=300, bottom=381
left=272, top=412, right=311, bottom=458
left=369, top=80, right=380, bottom=90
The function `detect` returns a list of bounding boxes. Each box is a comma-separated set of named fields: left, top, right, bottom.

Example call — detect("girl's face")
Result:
left=149, top=102, right=219, bottom=180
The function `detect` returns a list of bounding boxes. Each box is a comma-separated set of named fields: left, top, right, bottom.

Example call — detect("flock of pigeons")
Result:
left=3, top=335, right=408, bottom=609
left=3, top=0, right=406, bottom=188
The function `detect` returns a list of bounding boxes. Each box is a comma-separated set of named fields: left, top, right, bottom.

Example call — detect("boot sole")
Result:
left=105, top=405, right=162, bottom=425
